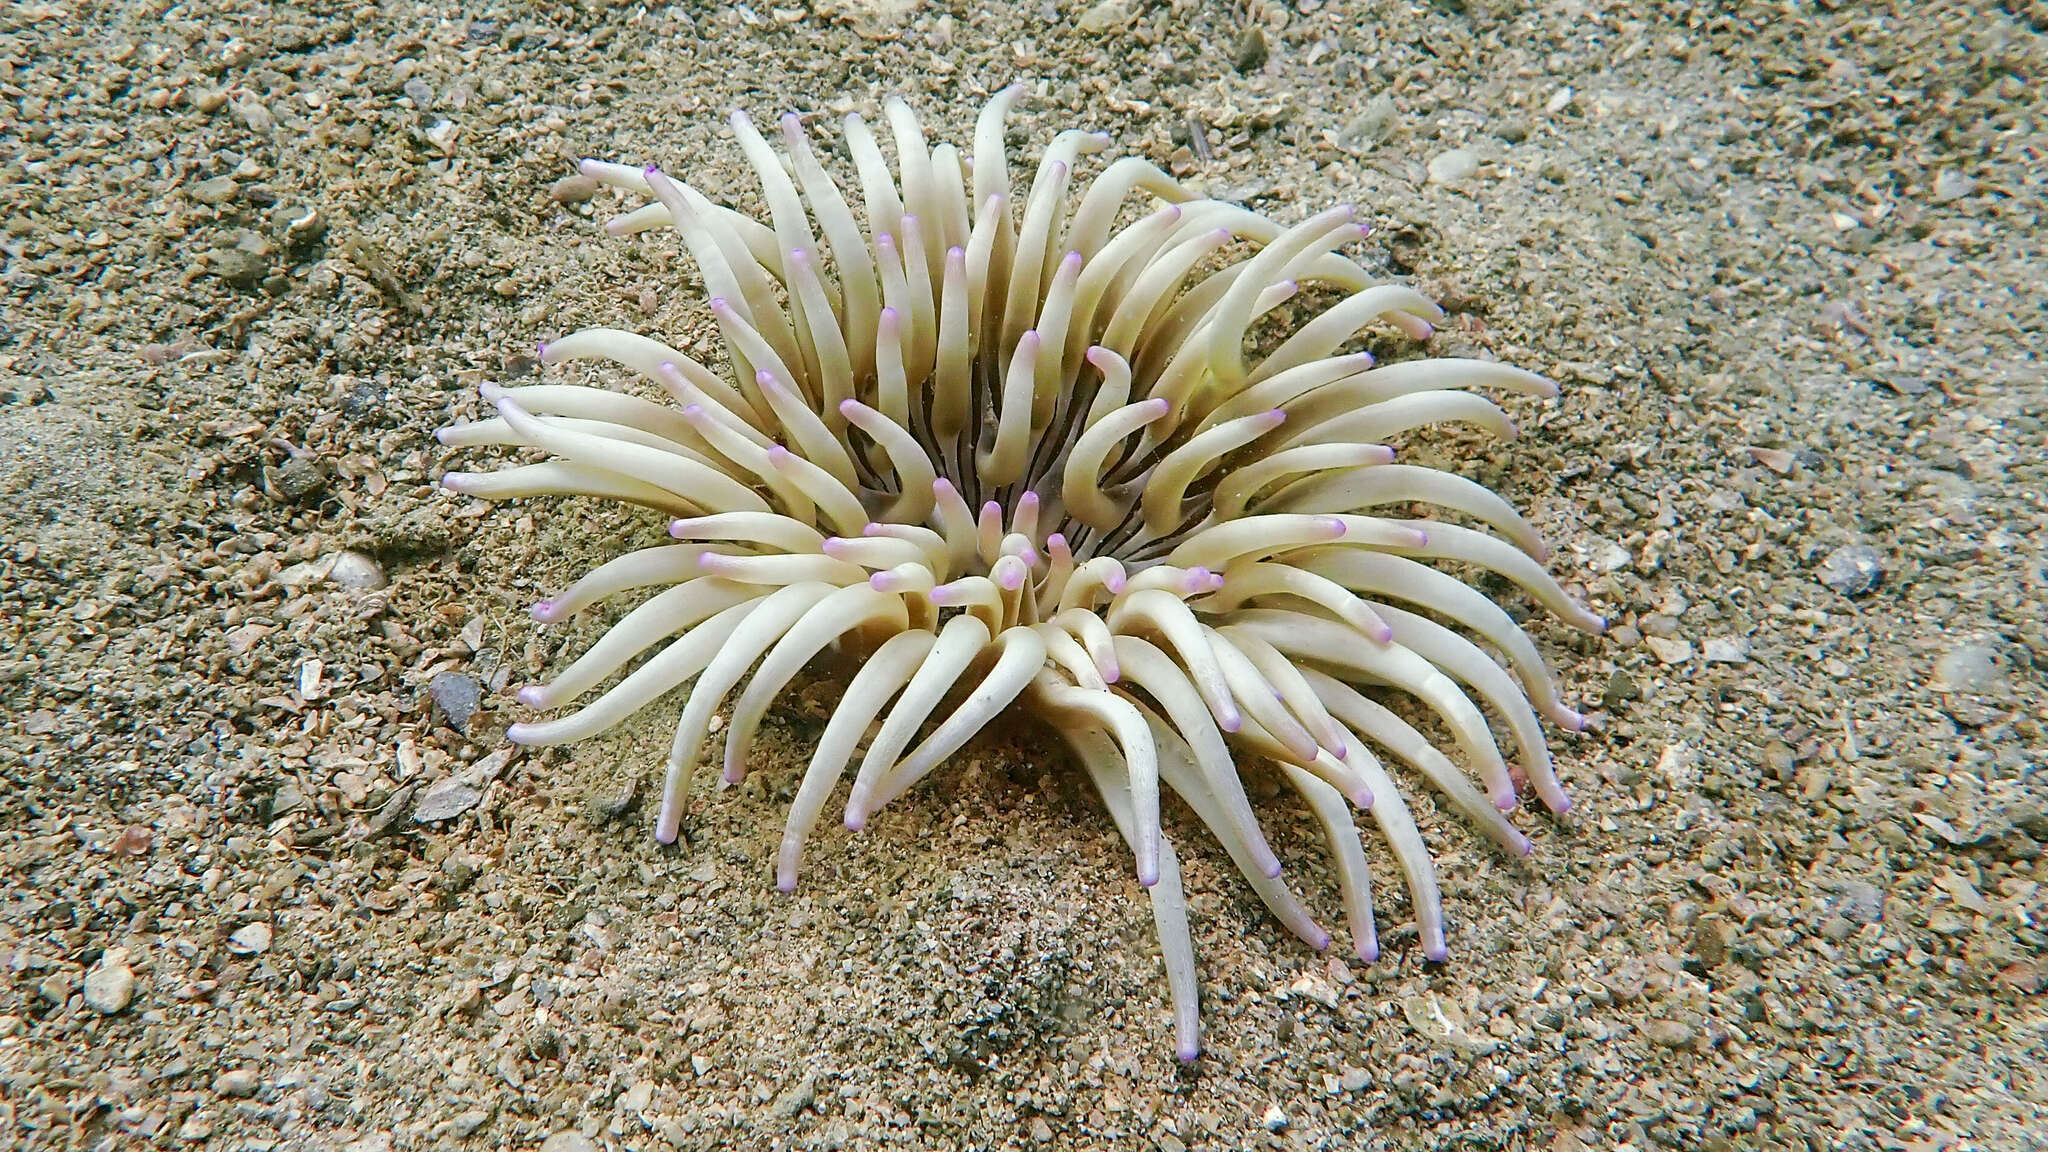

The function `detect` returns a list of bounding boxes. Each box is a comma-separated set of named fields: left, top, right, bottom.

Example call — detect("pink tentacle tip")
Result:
left=767, top=445, right=792, bottom=463
left=504, top=722, right=537, bottom=744
left=1103, top=571, right=1127, bottom=594
left=515, top=685, right=548, bottom=708
left=1424, top=943, right=1450, bottom=963
left=776, top=875, right=798, bottom=895
left=436, top=466, right=464, bottom=483
left=1358, top=940, right=1381, bottom=964
left=534, top=340, right=550, bottom=359
left=1373, top=625, right=1395, bottom=644
left=1098, top=660, right=1120, bottom=685
left=838, top=398, right=863, bottom=418
left=1493, top=792, right=1519, bottom=813
left=1308, top=926, right=1333, bottom=953
left=642, top=163, right=660, bottom=176
left=1177, top=1043, right=1202, bottom=1064
left=868, top=572, right=895, bottom=592
left=843, top=810, right=867, bottom=833
left=721, top=765, right=746, bottom=786
left=529, top=599, right=560, bottom=622
left=1138, top=862, right=1160, bottom=888
left=1550, top=792, right=1575, bottom=815
left=1321, top=516, right=1349, bottom=538
left=1218, top=708, right=1243, bottom=734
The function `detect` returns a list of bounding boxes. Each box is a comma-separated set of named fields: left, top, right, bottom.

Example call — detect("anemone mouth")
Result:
left=437, top=83, right=1602, bottom=1062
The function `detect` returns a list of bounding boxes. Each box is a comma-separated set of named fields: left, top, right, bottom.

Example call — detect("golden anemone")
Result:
left=438, top=84, right=1602, bottom=1061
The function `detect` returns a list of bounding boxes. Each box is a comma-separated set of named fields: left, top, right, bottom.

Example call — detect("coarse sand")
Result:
left=2, top=1, right=2043, bottom=1149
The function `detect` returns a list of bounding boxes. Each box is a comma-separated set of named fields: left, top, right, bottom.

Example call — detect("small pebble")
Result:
left=1646, top=1019, right=1695, bottom=1048
left=328, top=550, right=388, bottom=591
left=84, top=949, right=137, bottom=1014
left=1427, top=148, right=1479, bottom=185
left=273, top=456, right=329, bottom=502
left=1601, top=670, right=1642, bottom=709
left=1702, top=636, right=1750, bottom=664
left=413, top=776, right=483, bottom=823
left=228, top=922, right=273, bottom=954
left=770, top=1073, right=816, bottom=1119
left=1930, top=169, right=1974, bottom=203
left=1934, top=642, right=2004, bottom=692
left=430, top=672, right=482, bottom=730
left=1816, top=544, right=1883, bottom=596
left=1234, top=25, right=1269, bottom=73
left=188, top=176, right=239, bottom=205
left=1075, top=0, right=1129, bottom=32
left=549, top=174, right=601, bottom=205
left=215, top=1068, right=259, bottom=1097
left=1339, top=1067, right=1371, bottom=1092
left=538, top=1132, right=596, bottom=1152
left=1262, top=1105, right=1288, bottom=1132
left=1691, top=914, right=1731, bottom=969
left=210, top=245, right=270, bottom=290
left=1644, top=635, right=1693, bottom=664
left=1829, top=880, right=1885, bottom=924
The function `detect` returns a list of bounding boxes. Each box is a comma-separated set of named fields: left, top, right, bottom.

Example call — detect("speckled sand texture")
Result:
left=2, top=1, right=2043, bottom=1150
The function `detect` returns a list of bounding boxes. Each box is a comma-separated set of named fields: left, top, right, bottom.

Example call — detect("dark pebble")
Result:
left=211, top=246, right=270, bottom=290
left=273, top=456, right=330, bottom=502
left=1234, top=25, right=1269, bottom=73
left=430, top=672, right=482, bottom=731
left=1601, top=670, right=1641, bottom=710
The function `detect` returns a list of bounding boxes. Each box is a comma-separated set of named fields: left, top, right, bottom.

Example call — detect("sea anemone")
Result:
left=437, top=83, right=1602, bottom=1061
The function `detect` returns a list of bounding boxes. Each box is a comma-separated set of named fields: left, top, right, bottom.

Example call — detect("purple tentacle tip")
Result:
left=1178, top=1044, right=1201, bottom=1064
left=505, top=723, right=535, bottom=744
left=516, top=685, right=547, bottom=708
left=1359, top=940, right=1381, bottom=964
left=777, top=876, right=798, bottom=895
left=530, top=600, right=558, bottom=622
left=1424, top=943, right=1450, bottom=963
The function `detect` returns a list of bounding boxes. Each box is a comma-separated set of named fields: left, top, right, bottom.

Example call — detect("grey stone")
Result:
left=413, top=776, right=482, bottom=823
left=430, top=672, right=481, bottom=731
left=1817, top=544, right=1883, bottom=596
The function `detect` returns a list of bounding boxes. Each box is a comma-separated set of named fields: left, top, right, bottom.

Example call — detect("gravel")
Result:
left=4, top=1, right=2042, bottom=1149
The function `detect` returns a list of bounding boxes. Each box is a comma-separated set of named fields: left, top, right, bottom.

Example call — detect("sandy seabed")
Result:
left=2, top=1, right=2043, bottom=1149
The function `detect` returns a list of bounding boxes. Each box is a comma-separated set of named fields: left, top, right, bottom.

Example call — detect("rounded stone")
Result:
left=1816, top=544, right=1883, bottom=595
